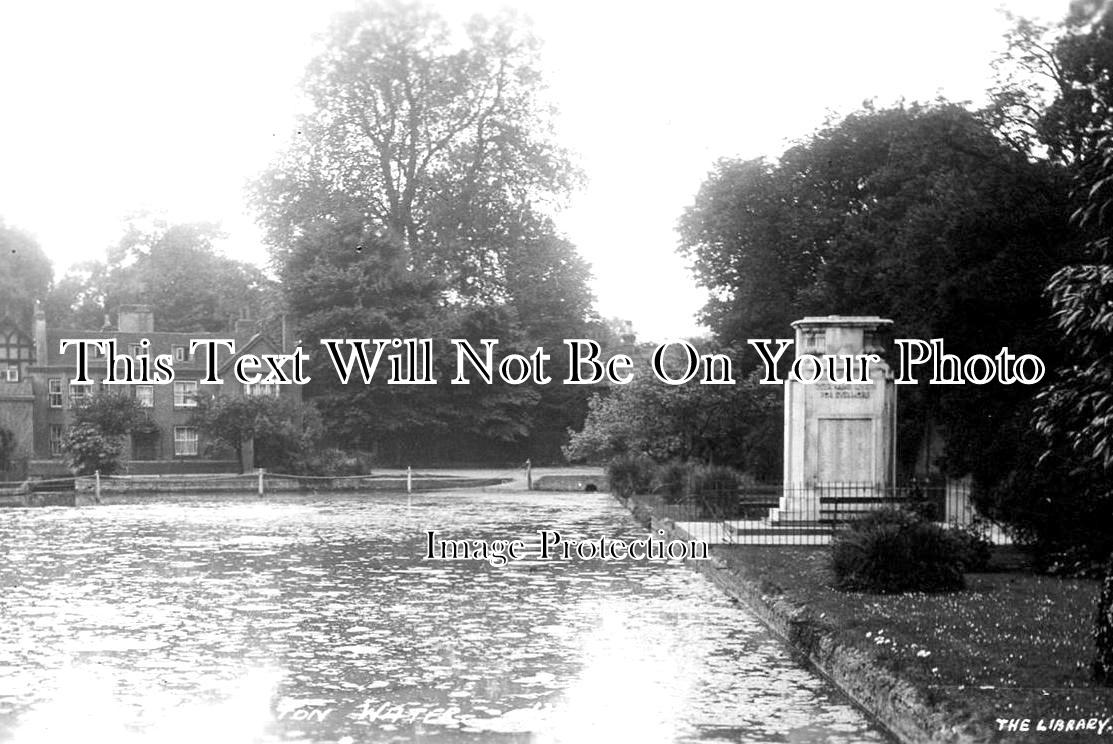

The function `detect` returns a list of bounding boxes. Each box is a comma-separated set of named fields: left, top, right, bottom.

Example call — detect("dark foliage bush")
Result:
left=972, top=436, right=1113, bottom=575
left=654, top=460, right=690, bottom=504
left=303, top=448, right=375, bottom=476
left=949, top=524, right=993, bottom=573
left=831, top=508, right=966, bottom=593
left=905, top=482, right=943, bottom=521
left=688, top=464, right=742, bottom=517
left=62, top=423, right=124, bottom=476
left=1095, top=554, right=1113, bottom=685
left=607, top=454, right=656, bottom=497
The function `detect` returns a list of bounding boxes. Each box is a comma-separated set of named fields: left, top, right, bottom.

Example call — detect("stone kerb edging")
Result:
left=645, top=512, right=995, bottom=744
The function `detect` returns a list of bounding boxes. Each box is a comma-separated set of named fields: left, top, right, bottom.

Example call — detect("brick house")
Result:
left=0, top=303, right=299, bottom=478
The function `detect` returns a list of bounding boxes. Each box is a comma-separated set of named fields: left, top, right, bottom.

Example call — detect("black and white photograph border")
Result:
left=1, top=1, right=1111, bottom=743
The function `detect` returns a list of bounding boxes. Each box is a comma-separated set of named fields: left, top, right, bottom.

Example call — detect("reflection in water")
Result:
left=0, top=492, right=890, bottom=743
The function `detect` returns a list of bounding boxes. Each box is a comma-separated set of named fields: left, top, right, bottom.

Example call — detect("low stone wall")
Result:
left=1, top=473, right=511, bottom=505
left=70, top=474, right=509, bottom=496
left=123, top=460, right=241, bottom=475
left=532, top=474, right=608, bottom=492
left=0, top=492, right=80, bottom=507
left=29, top=460, right=240, bottom=477
left=626, top=500, right=993, bottom=744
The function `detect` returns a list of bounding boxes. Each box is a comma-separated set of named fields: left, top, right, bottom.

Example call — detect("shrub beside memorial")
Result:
left=687, top=464, right=742, bottom=517
left=831, top=508, right=966, bottom=593
left=949, top=523, right=993, bottom=573
left=653, top=460, right=690, bottom=504
left=607, top=457, right=748, bottom=517
left=606, top=454, right=656, bottom=497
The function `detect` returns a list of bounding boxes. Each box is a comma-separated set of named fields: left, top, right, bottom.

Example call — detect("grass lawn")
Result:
left=628, top=493, right=1112, bottom=743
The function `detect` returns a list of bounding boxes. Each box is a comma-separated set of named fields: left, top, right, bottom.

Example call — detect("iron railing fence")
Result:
left=663, top=481, right=1011, bottom=547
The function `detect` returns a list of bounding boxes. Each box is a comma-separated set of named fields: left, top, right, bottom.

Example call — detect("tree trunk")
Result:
left=240, top=436, right=255, bottom=474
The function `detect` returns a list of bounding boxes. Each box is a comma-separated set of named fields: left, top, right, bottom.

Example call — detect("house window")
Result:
left=244, top=381, right=279, bottom=398
left=128, top=343, right=144, bottom=358
left=173, top=381, right=198, bottom=407
left=3, top=367, right=17, bottom=382
left=174, top=426, right=198, bottom=456
left=49, top=424, right=64, bottom=457
left=173, top=345, right=187, bottom=362
left=48, top=379, right=63, bottom=408
left=69, top=382, right=93, bottom=407
left=135, top=385, right=154, bottom=408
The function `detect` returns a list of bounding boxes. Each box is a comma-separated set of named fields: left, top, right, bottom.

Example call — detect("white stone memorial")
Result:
left=768, top=315, right=896, bottom=524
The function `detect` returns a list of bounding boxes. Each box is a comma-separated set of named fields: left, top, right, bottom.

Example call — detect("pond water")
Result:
left=0, top=491, right=891, bottom=743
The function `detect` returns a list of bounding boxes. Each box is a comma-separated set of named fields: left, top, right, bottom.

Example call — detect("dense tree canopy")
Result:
left=48, top=217, right=275, bottom=332
left=0, top=219, right=52, bottom=326
left=192, top=395, right=320, bottom=471
left=62, top=392, right=149, bottom=475
left=253, top=1, right=598, bottom=464
left=253, top=0, right=579, bottom=302
left=678, top=102, right=1077, bottom=480
left=564, top=349, right=781, bottom=481
left=988, top=5, right=1113, bottom=164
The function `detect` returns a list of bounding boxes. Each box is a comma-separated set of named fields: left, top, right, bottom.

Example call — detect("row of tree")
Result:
left=560, top=4, right=1113, bottom=680
left=248, top=2, right=602, bottom=464
left=9, top=2, right=1108, bottom=538
left=569, top=5, right=1112, bottom=578
left=3, top=1, right=607, bottom=467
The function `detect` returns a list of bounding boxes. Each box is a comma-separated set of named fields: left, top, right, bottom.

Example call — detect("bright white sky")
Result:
left=0, top=0, right=1063, bottom=341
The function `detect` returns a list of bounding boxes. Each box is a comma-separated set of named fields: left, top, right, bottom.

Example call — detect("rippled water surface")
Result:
left=0, top=492, right=890, bottom=743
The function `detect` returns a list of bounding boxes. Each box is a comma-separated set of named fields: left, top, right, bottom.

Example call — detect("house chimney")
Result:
left=116, top=305, right=154, bottom=333
left=33, top=301, right=46, bottom=365
left=234, top=317, right=258, bottom=341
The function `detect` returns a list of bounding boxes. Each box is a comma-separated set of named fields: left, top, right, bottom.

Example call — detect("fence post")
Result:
left=95, top=469, right=101, bottom=502
left=525, top=459, right=532, bottom=491
left=258, top=468, right=264, bottom=497
left=407, top=466, right=412, bottom=494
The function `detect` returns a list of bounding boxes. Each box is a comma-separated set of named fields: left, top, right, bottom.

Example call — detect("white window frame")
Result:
left=69, top=382, right=93, bottom=407
left=173, top=345, right=187, bottom=362
left=244, top=381, right=280, bottom=398
left=135, top=385, right=154, bottom=408
left=4, top=367, right=17, bottom=382
left=49, top=424, right=64, bottom=456
left=173, top=380, right=198, bottom=407
left=48, top=378, right=63, bottom=408
left=174, top=426, right=198, bottom=456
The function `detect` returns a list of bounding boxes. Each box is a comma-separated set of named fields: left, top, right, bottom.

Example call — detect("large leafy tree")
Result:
left=678, top=102, right=1075, bottom=483
left=1031, top=122, right=1113, bottom=679
left=277, top=217, right=546, bottom=464
left=564, top=354, right=782, bottom=481
left=48, top=217, right=275, bottom=332
left=1006, top=3, right=1113, bottom=678
left=253, top=0, right=579, bottom=301
left=61, top=392, right=147, bottom=475
left=987, top=5, right=1113, bottom=165
left=986, top=0, right=1113, bottom=686
left=253, top=1, right=597, bottom=464
left=952, top=5, right=1113, bottom=578
left=0, top=219, right=52, bottom=326
left=192, top=395, right=320, bottom=472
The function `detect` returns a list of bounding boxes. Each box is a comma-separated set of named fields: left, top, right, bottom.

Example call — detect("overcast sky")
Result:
left=0, top=0, right=1063, bottom=341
